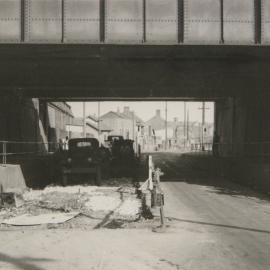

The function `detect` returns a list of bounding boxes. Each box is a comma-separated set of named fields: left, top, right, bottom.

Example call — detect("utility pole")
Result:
left=83, top=102, right=86, bottom=137
left=184, top=102, right=186, bottom=148
left=198, top=102, right=209, bottom=151
left=165, top=101, right=168, bottom=150
left=98, top=101, right=101, bottom=146
left=187, top=108, right=189, bottom=142
left=132, top=111, right=135, bottom=141
left=201, top=102, right=205, bottom=150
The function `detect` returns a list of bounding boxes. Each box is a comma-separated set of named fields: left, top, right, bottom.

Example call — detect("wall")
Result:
left=215, top=94, right=270, bottom=193
left=0, top=94, right=74, bottom=188
left=215, top=98, right=234, bottom=156
left=0, top=94, right=46, bottom=153
left=45, top=102, right=73, bottom=148
left=216, top=94, right=270, bottom=157
left=101, top=117, right=133, bottom=139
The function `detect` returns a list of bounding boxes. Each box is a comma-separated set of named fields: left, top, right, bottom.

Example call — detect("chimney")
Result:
left=156, top=109, right=161, bottom=117
left=123, top=106, right=130, bottom=114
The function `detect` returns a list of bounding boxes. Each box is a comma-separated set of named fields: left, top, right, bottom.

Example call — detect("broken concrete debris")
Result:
left=0, top=185, right=142, bottom=227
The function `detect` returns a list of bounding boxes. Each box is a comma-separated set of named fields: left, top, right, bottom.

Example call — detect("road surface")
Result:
left=0, top=152, right=270, bottom=270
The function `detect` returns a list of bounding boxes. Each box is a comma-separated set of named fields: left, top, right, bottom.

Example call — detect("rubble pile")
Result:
left=0, top=184, right=142, bottom=228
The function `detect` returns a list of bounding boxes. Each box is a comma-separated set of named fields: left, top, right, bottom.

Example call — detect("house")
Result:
left=145, top=109, right=174, bottom=149
left=100, top=106, right=143, bottom=140
left=145, top=110, right=214, bottom=150
left=66, top=116, right=112, bottom=145
left=146, top=109, right=165, bottom=131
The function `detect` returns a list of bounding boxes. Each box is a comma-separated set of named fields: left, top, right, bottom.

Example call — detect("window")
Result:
left=77, top=141, right=92, bottom=147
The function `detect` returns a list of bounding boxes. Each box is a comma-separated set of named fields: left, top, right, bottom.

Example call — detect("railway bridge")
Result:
left=0, top=0, right=270, bottom=191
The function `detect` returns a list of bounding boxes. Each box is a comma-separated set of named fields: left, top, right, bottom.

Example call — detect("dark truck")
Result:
left=59, top=138, right=110, bottom=186
left=105, top=135, right=124, bottom=149
left=108, top=137, right=137, bottom=177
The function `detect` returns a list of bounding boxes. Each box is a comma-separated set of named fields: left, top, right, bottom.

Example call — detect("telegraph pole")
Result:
left=132, top=111, right=135, bottom=140
left=98, top=101, right=101, bottom=145
left=198, top=102, right=209, bottom=151
left=202, top=102, right=205, bottom=150
left=184, top=102, right=186, bottom=148
left=165, top=101, right=168, bottom=150
left=187, top=108, right=189, bottom=142
left=83, top=102, right=86, bottom=137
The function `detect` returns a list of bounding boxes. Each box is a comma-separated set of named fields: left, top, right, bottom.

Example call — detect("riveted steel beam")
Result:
left=21, top=0, right=25, bottom=42
left=220, top=0, right=224, bottom=44
left=143, top=0, right=146, bottom=43
left=100, top=0, right=105, bottom=42
left=255, top=0, right=262, bottom=44
left=178, top=0, right=184, bottom=43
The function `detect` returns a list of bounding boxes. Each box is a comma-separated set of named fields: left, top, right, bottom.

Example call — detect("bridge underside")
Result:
left=1, top=44, right=270, bottom=100
left=1, top=44, right=270, bottom=192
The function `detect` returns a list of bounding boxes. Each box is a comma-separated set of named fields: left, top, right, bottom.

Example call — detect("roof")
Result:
left=100, top=110, right=144, bottom=126
left=121, top=111, right=144, bottom=125
left=68, top=117, right=112, bottom=132
left=87, top=114, right=98, bottom=122
left=48, top=102, right=74, bottom=117
left=100, top=111, right=125, bottom=120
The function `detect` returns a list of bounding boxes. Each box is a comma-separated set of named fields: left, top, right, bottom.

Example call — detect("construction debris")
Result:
left=0, top=184, right=142, bottom=228
left=2, top=212, right=79, bottom=226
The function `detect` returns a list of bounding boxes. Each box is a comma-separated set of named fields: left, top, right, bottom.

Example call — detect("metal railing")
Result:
left=1, top=141, right=7, bottom=165
left=190, top=143, right=213, bottom=153
left=190, top=141, right=270, bottom=158
left=0, top=140, right=61, bottom=166
left=2, top=140, right=270, bottom=165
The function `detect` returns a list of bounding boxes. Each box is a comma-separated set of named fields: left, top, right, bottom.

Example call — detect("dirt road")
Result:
left=1, top=152, right=270, bottom=270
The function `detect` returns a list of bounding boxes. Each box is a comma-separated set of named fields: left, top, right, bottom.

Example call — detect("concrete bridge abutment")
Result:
left=215, top=93, right=270, bottom=193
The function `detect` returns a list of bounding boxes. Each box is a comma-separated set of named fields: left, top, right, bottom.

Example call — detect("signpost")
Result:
left=139, top=155, right=166, bottom=232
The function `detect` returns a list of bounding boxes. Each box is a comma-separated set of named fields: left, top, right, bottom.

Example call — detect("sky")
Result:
left=67, top=101, right=214, bottom=123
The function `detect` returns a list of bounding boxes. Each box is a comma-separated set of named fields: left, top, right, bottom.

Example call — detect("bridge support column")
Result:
left=215, top=94, right=270, bottom=193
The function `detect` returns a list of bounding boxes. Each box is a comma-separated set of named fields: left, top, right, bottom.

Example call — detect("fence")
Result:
left=190, top=143, right=213, bottom=154
left=2, top=140, right=270, bottom=165
left=190, top=141, right=270, bottom=158
left=0, top=141, right=61, bottom=165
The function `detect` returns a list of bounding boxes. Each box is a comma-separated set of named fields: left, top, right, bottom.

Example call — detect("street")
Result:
left=1, top=1, right=270, bottom=269
left=1, top=152, right=270, bottom=270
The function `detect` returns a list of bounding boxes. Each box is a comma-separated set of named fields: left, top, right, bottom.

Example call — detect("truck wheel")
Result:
left=95, top=167, right=102, bottom=186
left=62, top=174, right=68, bottom=186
